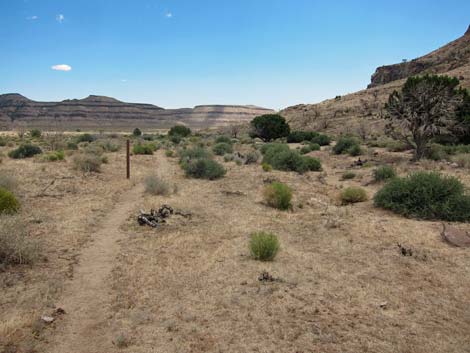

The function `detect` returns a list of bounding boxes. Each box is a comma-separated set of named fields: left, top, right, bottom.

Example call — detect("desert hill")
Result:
left=0, top=94, right=274, bottom=131
left=281, top=25, right=470, bottom=134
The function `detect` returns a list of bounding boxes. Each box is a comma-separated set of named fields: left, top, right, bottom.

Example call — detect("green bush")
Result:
left=300, top=143, right=320, bottom=154
left=183, top=158, right=225, bottom=180
left=0, top=188, right=20, bottom=214
left=66, top=141, right=78, bottom=150
left=170, top=134, right=182, bottom=144
left=42, top=150, right=65, bottom=162
left=169, top=125, right=191, bottom=137
left=262, top=163, right=272, bottom=172
left=341, top=171, right=356, bottom=180
left=30, top=129, right=42, bottom=138
left=287, top=131, right=319, bottom=143
left=133, top=143, right=156, bottom=155
left=263, top=182, right=293, bottom=210
left=245, top=151, right=260, bottom=164
left=249, top=232, right=280, bottom=261
left=0, top=136, right=6, bottom=147
left=287, top=131, right=331, bottom=145
left=215, top=135, right=232, bottom=144
left=179, top=147, right=211, bottom=162
left=340, top=187, right=368, bottom=204
left=224, top=154, right=234, bottom=162
left=76, top=133, right=95, bottom=143
left=311, top=134, right=332, bottom=146
left=250, top=114, right=290, bottom=142
left=8, top=144, right=42, bottom=159
left=374, top=172, right=470, bottom=221
left=373, top=165, right=396, bottom=182
left=347, top=144, right=363, bottom=156
left=165, top=150, right=174, bottom=157
left=212, top=142, right=233, bottom=156
left=98, top=140, right=120, bottom=152
left=72, top=153, right=102, bottom=173
left=333, top=136, right=361, bottom=155
left=262, top=144, right=321, bottom=173
left=0, top=215, right=40, bottom=265
left=133, top=128, right=142, bottom=137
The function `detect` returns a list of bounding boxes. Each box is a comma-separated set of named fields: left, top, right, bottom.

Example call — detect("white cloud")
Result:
left=51, top=64, right=72, bottom=72
left=56, top=14, right=65, bottom=23
left=121, top=79, right=128, bottom=83
left=26, top=15, right=38, bottom=20
left=165, top=12, right=173, bottom=18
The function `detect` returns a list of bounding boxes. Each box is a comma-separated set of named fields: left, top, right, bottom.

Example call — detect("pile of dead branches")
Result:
left=138, top=205, right=174, bottom=228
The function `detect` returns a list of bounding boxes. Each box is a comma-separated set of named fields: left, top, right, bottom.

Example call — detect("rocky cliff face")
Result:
left=281, top=25, right=470, bottom=134
left=0, top=94, right=273, bottom=130
left=368, top=26, right=470, bottom=88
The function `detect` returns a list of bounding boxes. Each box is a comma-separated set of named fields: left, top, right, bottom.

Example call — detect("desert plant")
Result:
left=262, top=163, right=272, bottom=172
left=215, top=135, right=232, bottom=144
left=0, top=215, right=40, bottom=265
left=0, top=172, right=17, bottom=192
left=250, top=114, right=290, bottom=142
left=249, top=232, right=280, bottom=261
left=224, top=154, right=234, bottom=162
left=42, top=150, right=65, bottom=162
left=8, top=144, right=42, bottom=159
left=212, top=142, right=233, bottom=156
left=179, top=146, right=211, bottom=162
left=300, top=143, right=321, bottom=154
left=30, top=128, right=42, bottom=138
left=183, top=158, right=226, bottom=180
left=165, top=150, right=174, bottom=157
left=263, top=182, right=293, bottom=210
left=72, top=153, right=102, bottom=173
left=373, top=165, right=396, bottom=182
left=374, top=171, right=470, bottom=221
left=144, top=175, right=171, bottom=195
left=133, top=143, right=155, bottom=155
left=341, top=171, right=356, bottom=180
left=0, top=136, right=6, bottom=146
left=98, top=139, right=120, bottom=152
left=245, top=151, right=260, bottom=164
left=0, top=188, right=20, bottom=214
left=333, top=136, right=361, bottom=155
left=287, top=131, right=319, bottom=143
left=133, top=128, right=142, bottom=137
left=169, top=125, right=191, bottom=137
left=262, top=144, right=321, bottom=173
left=75, top=133, right=95, bottom=143
left=452, top=154, right=470, bottom=169
left=385, top=75, right=469, bottom=160
left=340, top=187, right=368, bottom=204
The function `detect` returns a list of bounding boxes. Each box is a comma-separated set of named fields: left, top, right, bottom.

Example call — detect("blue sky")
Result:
left=1, top=0, right=469, bottom=109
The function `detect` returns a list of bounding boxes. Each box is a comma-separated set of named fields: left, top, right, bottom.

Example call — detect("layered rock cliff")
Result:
left=0, top=94, right=273, bottom=130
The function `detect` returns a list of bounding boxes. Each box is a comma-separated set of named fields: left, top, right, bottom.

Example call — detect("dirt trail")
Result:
left=47, top=183, right=144, bottom=353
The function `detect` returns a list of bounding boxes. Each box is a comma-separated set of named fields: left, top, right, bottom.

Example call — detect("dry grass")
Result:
left=1, top=136, right=470, bottom=353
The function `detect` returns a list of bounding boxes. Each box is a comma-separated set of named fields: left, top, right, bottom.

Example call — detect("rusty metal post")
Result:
left=126, top=139, right=130, bottom=179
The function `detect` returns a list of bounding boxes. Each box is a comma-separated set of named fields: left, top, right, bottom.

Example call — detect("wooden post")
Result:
left=126, top=139, right=130, bottom=179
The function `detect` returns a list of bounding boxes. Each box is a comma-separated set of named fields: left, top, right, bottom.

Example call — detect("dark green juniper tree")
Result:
left=385, top=75, right=468, bottom=160
left=250, top=114, right=290, bottom=142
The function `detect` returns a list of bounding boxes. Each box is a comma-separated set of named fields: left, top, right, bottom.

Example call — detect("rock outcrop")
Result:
left=0, top=94, right=273, bottom=130
left=368, top=26, right=470, bottom=88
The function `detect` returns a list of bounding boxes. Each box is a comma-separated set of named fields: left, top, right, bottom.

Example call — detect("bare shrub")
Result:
left=0, top=215, right=40, bottom=265
left=72, top=153, right=102, bottom=173
left=144, top=175, right=171, bottom=196
left=0, top=171, right=18, bottom=192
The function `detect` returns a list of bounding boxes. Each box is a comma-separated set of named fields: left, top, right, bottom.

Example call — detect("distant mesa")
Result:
left=0, top=94, right=274, bottom=130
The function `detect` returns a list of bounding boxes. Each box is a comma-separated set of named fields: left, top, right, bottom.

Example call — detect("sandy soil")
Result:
left=1, top=140, right=470, bottom=353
